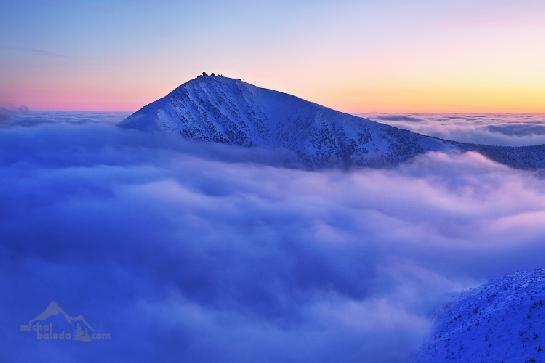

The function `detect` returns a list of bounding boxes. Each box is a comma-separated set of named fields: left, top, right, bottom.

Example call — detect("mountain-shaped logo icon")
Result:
left=20, top=301, right=110, bottom=342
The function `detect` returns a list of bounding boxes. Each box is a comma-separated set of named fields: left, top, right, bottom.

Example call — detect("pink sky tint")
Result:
left=1, top=0, right=544, bottom=113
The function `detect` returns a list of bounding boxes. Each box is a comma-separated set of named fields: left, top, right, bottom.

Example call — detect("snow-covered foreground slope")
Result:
left=120, top=75, right=451, bottom=167
left=419, top=269, right=545, bottom=363
left=120, top=74, right=545, bottom=169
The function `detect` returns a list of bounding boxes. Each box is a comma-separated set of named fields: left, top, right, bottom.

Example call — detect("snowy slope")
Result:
left=419, top=269, right=545, bottom=363
left=120, top=75, right=451, bottom=167
left=120, top=74, right=545, bottom=169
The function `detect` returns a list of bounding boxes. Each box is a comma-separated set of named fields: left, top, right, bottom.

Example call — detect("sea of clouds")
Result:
left=365, top=113, right=545, bottom=147
left=1, top=111, right=545, bottom=362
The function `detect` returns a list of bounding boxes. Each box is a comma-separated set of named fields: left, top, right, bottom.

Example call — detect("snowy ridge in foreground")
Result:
left=419, top=269, right=545, bottom=363
left=120, top=74, right=545, bottom=169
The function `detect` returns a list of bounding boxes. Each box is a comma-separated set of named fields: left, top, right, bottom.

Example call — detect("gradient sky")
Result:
left=1, top=0, right=544, bottom=112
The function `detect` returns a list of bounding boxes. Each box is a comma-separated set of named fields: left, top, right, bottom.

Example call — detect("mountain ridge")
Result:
left=120, top=74, right=545, bottom=169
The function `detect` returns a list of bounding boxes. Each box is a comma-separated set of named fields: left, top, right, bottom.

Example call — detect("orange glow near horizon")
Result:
left=7, top=73, right=543, bottom=114
left=1, top=1, right=544, bottom=113
left=3, top=58, right=544, bottom=113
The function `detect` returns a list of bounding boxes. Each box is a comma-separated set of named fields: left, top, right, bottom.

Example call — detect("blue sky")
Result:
left=1, top=0, right=544, bottom=111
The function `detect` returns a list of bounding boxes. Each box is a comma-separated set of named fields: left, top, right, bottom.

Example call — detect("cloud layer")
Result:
left=365, top=113, right=545, bottom=146
left=1, top=113, right=545, bottom=362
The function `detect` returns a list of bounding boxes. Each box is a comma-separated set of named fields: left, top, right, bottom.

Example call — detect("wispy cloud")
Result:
left=0, top=45, right=68, bottom=59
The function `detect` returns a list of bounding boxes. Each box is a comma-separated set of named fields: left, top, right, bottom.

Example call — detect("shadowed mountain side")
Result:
left=464, top=143, right=545, bottom=169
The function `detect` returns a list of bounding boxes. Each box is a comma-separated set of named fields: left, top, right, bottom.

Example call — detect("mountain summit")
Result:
left=120, top=74, right=450, bottom=167
left=120, top=74, right=545, bottom=169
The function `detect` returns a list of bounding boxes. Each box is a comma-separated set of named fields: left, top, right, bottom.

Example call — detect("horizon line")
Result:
left=16, top=109, right=545, bottom=115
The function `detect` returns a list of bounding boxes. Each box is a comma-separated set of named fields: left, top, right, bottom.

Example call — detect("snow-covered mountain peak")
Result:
left=172, top=74, right=245, bottom=94
left=120, top=75, right=545, bottom=169
left=120, top=74, right=449, bottom=167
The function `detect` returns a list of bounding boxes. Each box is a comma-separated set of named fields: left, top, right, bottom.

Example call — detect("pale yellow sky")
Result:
left=1, top=0, right=544, bottom=113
